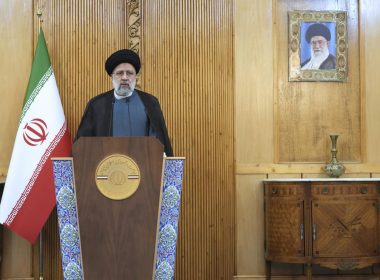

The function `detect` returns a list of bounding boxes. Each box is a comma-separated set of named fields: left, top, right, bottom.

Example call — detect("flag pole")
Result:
left=39, top=232, right=43, bottom=280
left=36, top=5, right=44, bottom=280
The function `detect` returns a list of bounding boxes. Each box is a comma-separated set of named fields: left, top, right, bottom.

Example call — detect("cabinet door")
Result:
left=266, top=198, right=305, bottom=258
left=312, top=199, right=378, bottom=257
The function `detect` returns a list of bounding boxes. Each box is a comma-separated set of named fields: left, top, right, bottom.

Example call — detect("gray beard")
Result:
left=113, top=79, right=136, bottom=97
left=115, top=86, right=133, bottom=97
left=311, top=46, right=329, bottom=60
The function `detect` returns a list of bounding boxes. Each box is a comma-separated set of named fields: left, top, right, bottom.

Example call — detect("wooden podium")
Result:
left=52, top=137, right=185, bottom=280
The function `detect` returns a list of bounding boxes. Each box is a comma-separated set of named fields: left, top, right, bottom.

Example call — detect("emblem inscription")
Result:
left=95, top=154, right=140, bottom=200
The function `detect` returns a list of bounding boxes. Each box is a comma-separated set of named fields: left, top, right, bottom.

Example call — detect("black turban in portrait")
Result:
left=305, top=23, right=331, bottom=43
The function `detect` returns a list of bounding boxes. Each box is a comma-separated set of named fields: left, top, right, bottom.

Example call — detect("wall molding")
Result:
left=236, top=163, right=380, bottom=174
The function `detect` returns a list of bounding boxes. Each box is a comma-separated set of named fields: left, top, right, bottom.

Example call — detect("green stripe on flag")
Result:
left=20, top=67, right=52, bottom=123
left=20, top=29, right=52, bottom=123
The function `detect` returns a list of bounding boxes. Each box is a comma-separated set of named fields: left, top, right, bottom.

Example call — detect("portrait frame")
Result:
left=288, top=11, right=348, bottom=82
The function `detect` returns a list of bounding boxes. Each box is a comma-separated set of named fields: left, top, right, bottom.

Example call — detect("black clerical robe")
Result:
left=75, top=89, right=173, bottom=156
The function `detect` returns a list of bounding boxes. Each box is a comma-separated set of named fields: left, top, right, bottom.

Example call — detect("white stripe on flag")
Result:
left=0, top=73, right=65, bottom=223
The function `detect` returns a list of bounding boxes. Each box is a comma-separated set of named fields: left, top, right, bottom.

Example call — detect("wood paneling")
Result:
left=236, top=163, right=380, bottom=174
left=30, top=1, right=131, bottom=279
left=142, top=1, right=235, bottom=279
left=33, top=0, right=129, bottom=138
left=20, top=0, right=235, bottom=279
left=236, top=175, right=266, bottom=275
left=362, top=0, right=380, bottom=163
left=1, top=0, right=235, bottom=278
left=0, top=0, right=33, bottom=179
left=275, top=0, right=361, bottom=163
left=235, top=0, right=380, bottom=278
left=41, top=210, right=61, bottom=280
left=235, top=0, right=274, bottom=165
left=1, top=228, right=34, bottom=279
left=0, top=1, right=35, bottom=279
left=234, top=1, right=275, bottom=276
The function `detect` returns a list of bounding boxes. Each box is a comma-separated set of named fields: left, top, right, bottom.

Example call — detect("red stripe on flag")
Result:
left=4, top=130, right=71, bottom=243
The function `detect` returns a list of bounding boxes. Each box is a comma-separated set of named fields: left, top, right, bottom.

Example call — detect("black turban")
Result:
left=305, top=23, right=331, bottom=43
left=105, top=49, right=141, bottom=75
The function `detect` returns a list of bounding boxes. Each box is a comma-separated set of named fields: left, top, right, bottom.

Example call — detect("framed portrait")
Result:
left=288, top=11, right=348, bottom=82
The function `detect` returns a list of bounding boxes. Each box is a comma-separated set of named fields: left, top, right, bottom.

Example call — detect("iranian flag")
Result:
left=0, top=29, right=71, bottom=243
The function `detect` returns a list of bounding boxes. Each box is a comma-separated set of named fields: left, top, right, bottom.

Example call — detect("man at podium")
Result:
left=75, top=49, right=173, bottom=156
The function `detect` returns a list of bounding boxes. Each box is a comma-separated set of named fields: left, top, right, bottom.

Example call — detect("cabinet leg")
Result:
left=265, top=260, right=271, bottom=280
left=305, top=263, right=312, bottom=280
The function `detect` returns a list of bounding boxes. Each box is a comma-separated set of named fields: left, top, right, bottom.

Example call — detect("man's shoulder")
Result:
left=320, top=54, right=336, bottom=69
left=135, top=89, right=159, bottom=102
left=88, top=90, right=114, bottom=104
left=326, top=54, right=336, bottom=61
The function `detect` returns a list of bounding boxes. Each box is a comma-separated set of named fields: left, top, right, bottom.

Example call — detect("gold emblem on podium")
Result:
left=95, top=154, right=140, bottom=200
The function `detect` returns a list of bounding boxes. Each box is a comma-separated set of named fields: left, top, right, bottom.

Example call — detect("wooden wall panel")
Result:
left=0, top=1, right=35, bottom=279
left=0, top=0, right=33, bottom=182
left=41, top=210, right=61, bottom=280
left=24, top=0, right=235, bottom=279
left=235, top=1, right=274, bottom=277
left=142, top=1, right=235, bottom=279
left=1, top=229, right=34, bottom=279
left=236, top=175, right=266, bottom=276
left=235, top=0, right=274, bottom=165
left=33, top=0, right=129, bottom=138
left=362, top=0, right=380, bottom=163
left=32, top=0, right=130, bottom=279
left=235, top=0, right=380, bottom=278
left=276, top=0, right=361, bottom=163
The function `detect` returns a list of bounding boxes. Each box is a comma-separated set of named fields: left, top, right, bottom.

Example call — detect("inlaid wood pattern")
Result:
left=312, top=183, right=379, bottom=196
left=264, top=180, right=380, bottom=277
left=266, top=200, right=304, bottom=257
left=313, top=201, right=378, bottom=257
left=265, top=183, right=306, bottom=197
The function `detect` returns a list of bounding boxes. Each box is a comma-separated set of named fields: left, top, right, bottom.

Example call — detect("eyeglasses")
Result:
left=112, top=70, right=136, bottom=78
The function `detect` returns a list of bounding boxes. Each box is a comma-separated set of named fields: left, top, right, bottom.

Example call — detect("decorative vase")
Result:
left=324, top=134, right=345, bottom=178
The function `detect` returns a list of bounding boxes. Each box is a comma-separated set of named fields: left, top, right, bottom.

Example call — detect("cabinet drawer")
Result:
left=312, top=182, right=378, bottom=197
left=264, top=183, right=305, bottom=197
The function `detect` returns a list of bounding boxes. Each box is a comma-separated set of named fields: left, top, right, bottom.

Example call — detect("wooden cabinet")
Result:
left=264, top=179, right=380, bottom=279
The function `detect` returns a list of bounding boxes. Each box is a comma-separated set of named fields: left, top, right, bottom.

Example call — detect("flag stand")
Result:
left=39, top=232, right=43, bottom=280
left=36, top=5, right=44, bottom=280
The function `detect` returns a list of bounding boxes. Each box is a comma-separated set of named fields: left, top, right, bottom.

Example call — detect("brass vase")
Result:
left=324, top=134, right=345, bottom=178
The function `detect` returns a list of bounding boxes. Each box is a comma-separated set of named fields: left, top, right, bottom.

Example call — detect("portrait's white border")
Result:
left=288, top=10, right=348, bottom=82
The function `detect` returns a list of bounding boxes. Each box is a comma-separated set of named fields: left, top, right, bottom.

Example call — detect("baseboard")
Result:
left=1, top=278, right=35, bottom=280
left=233, top=275, right=266, bottom=280
left=233, top=275, right=380, bottom=280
